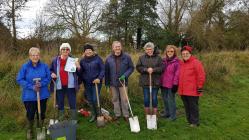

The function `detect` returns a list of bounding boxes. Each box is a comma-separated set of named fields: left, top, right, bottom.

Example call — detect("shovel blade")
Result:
left=36, top=127, right=46, bottom=140
left=96, top=116, right=105, bottom=127
left=146, top=115, right=157, bottom=130
left=129, top=116, right=140, bottom=133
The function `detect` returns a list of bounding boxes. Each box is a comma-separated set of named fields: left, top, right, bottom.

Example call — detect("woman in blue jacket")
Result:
left=76, top=44, right=105, bottom=122
left=17, top=47, right=51, bottom=139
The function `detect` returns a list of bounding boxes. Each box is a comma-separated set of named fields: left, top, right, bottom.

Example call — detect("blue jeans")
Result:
left=143, top=87, right=159, bottom=108
left=56, top=87, right=76, bottom=110
left=161, top=87, right=176, bottom=119
left=84, top=84, right=102, bottom=104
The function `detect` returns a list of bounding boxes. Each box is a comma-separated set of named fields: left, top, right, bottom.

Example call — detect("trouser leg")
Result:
left=168, top=89, right=176, bottom=120
left=24, top=102, right=36, bottom=139
left=67, top=88, right=77, bottom=120
left=56, top=89, right=65, bottom=121
left=118, top=86, right=129, bottom=117
left=40, top=99, right=47, bottom=126
left=143, top=88, right=150, bottom=108
left=111, top=86, right=121, bottom=117
left=181, top=95, right=191, bottom=124
left=188, top=96, right=199, bottom=125
left=162, top=88, right=170, bottom=117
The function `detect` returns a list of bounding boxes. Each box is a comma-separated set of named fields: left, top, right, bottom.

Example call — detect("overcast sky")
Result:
left=17, top=0, right=48, bottom=38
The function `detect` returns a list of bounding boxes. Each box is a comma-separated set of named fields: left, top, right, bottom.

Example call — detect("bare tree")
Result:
left=45, top=0, right=105, bottom=40
left=2, top=0, right=28, bottom=51
left=157, top=0, right=192, bottom=32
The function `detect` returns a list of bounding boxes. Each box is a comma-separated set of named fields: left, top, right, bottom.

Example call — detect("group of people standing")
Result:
left=16, top=40, right=205, bottom=138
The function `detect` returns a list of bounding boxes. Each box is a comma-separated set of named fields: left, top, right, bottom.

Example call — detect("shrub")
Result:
left=200, top=51, right=236, bottom=93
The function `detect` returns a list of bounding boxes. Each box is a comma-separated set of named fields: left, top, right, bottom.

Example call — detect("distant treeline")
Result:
left=0, top=0, right=249, bottom=54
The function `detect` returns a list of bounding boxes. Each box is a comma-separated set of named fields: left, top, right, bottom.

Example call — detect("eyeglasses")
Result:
left=167, top=51, right=174, bottom=53
left=182, top=53, right=190, bottom=56
left=30, top=54, right=39, bottom=57
left=62, top=48, right=70, bottom=51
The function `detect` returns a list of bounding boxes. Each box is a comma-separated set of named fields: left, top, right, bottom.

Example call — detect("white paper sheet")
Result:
left=64, top=57, right=78, bottom=72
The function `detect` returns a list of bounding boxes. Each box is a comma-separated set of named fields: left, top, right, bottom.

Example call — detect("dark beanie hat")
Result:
left=181, top=45, right=192, bottom=53
left=83, top=44, right=94, bottom=52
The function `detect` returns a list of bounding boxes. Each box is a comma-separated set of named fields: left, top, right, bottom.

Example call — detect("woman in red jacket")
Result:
left=178, top=46, right=205, bottom=127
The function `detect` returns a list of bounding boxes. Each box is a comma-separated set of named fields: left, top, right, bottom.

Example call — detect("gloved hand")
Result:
left=172, top=85, right=178, bottom=93
left=119, top=75, right=125, bottom=81
left=33, top=82, right=41, bottom=92
left=92, top=78, right=100, bottom=84
left=197, top=88, right=204, bottom=94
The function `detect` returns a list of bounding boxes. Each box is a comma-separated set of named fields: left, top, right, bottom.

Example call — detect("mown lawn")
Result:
left=1, top=74, right=249, bottom=140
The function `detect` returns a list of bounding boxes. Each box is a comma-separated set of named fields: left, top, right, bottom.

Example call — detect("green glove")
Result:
left=105, top=85, right=110, bottom=94
left=119, top=75, right=125, bottom=81
left=105, top=84, right=110, bottom=89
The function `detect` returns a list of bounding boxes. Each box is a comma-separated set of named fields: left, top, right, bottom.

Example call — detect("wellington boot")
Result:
left=41, top=120, right=44, bottom=127
left=89, top=104, right=97, bottom=123
left=70, top=109, right=77, bottom=122
left=26, top=120, right=34, bottom=140
left=89, top=115, right=96, bottom=123
left=153, top=108, right=158, bottom=116
left=144, top=107, right=150, bottom=115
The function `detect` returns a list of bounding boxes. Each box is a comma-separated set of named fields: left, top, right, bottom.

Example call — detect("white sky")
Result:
left=17, top=0, right=48, bottom=38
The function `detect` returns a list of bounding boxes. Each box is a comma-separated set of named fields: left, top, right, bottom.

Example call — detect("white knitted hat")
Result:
left=60, top=43, right=71, bottom=52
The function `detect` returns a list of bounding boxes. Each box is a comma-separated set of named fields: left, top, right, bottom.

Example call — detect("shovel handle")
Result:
left=119, top=79, right=134, bottom=117
left=37, top=91, right=41, bottom=116
left=149, top=74, right=152, bottom=93
left=95, top=83, right=100, bottom=108
left=149, top=73, right=153, bottom=114
left=52, top=79, right=57, bottom=109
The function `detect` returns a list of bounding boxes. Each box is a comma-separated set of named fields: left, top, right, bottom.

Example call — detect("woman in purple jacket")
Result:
left=160, top=45, right=180, bottom=121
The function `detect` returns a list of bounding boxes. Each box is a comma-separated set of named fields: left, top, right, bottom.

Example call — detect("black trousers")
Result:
left=24, top=99, right=47, bottom=121
left=181, top=95, right=199, bottom=125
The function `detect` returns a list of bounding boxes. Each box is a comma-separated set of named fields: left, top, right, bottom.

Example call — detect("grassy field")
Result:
left=0, top=51, right=249, bottom=139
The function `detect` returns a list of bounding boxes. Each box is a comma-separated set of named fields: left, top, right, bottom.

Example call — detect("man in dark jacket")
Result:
left=105, top=41, right=134, bottom=122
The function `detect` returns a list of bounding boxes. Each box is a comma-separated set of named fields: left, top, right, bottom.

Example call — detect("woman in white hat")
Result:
left=50, top=43, right=79, bottom=121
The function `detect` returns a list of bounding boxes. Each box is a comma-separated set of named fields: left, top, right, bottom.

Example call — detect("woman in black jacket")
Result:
left=136, top=42, right=163, bottom=116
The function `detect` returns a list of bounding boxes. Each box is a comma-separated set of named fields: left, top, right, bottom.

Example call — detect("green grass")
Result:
left=75, top=75, right=249, bottom=140
left=1, top=74, right=249, bottom=140
left=0, top=51, right=249, bottom=139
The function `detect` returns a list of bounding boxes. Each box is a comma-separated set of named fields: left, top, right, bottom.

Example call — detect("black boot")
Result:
left=41, top=120, right=44, bottom=127
left=89, top=104, right=97, bottom=123
left=70, top=109, right=77, bottom=123
left=26, top=120, right=34, bottom=140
